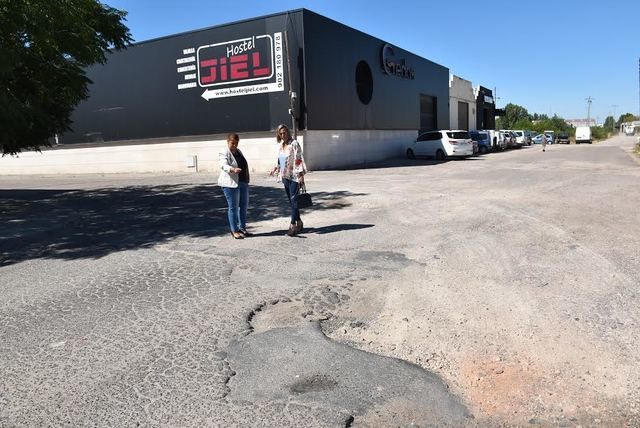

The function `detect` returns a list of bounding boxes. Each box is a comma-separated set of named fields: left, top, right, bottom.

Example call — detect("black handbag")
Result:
left=297, top=182, right=313, bottom=208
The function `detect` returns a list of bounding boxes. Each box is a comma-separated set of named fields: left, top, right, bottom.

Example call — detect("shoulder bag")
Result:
left=297, top=182, right=313, bottom=209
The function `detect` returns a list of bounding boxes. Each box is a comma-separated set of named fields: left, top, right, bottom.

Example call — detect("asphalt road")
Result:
left=1, top=136, right=639, bottom=426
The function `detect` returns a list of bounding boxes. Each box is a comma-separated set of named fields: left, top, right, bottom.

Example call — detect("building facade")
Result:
left=448, top=75, right=477, bottom=131
left=0, top=9, right=450, bottom=174
left=474, top=86, right=496, bottom=130
left=565, top=119, right=597, bottom=128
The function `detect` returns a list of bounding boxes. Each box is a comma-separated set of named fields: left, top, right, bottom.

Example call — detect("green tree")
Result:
left=0, top=0, right=132, bottom=155
left=617, top=113, right=638, bottom=125
left=603, top=116, right=615, bottom=131
left=528, top=113, right=569, bottom=134
left=512, top=118, right=534, bottom=130
left=501, top=103, right=530, bottom=129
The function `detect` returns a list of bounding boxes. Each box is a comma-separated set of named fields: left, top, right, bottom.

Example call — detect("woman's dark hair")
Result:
left=227, top=132, right=239, bottom=142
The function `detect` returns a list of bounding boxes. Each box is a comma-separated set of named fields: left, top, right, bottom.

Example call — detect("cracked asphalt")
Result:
left=1, top=135, right=639, bottom=426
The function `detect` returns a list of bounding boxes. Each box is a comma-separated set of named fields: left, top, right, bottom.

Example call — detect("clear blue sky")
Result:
left=108, top=0, right=640, bottom=124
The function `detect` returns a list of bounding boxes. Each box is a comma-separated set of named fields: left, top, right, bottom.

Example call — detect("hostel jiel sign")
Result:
left=176, top=32, right=284, bottom=100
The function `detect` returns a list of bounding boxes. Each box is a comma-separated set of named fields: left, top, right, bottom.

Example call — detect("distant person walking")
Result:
left=541, top=134, right=548, bottom=152
left=269, top=124, right=307, bottom=236
left=218, top=133, right=250, bottom=239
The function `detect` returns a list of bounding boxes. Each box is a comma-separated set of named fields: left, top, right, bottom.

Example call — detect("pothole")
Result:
left=225, top=322, right=472, bottom=425
left=247, top=284, right=354, bottom=334
left=249, top=299, right=310, bottom=334
left=290, top=374, right=338, bottom=394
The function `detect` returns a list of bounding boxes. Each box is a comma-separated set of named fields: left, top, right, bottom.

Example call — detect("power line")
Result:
left=585, top=96, right=594, bottom=123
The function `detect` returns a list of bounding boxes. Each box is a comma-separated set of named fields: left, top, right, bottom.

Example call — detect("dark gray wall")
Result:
left=62, top=9, right=449, bottom=145
left=63, top=12, right=304, bottom=144
left=476, top=86, right=495, bottom=130
left=301, top=11, right=449, bottom=130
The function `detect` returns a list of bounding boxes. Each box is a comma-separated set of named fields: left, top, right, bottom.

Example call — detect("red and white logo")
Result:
left=176, top=32, right=284, bottom=100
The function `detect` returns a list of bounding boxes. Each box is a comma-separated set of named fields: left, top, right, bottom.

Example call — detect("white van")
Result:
left=575, top=126, right=592, bottom=144
left=482, top=130, right=505, bottom=151
left=406, top=130, right=474, bottom=160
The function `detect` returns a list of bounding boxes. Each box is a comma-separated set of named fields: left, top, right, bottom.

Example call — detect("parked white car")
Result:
left=406, top=130, right=474, bottom=160
left=511, top=130, right=526, bottom=146
left=484, top=129, right=507, bottom=151
left=499, top=130, right=518, bottom=148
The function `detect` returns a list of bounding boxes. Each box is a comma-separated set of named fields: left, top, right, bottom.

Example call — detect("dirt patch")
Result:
left=460, top=355, right=543, bottom=420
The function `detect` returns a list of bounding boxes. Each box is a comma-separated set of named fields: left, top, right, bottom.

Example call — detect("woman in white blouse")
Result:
left=218, top=133, right=250, bottom=239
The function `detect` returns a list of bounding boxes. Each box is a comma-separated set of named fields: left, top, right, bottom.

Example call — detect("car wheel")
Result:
left=435, top=149, right=446, bottom=161
left=479, top=146, right=487, bottom=155
left=406, top=148, right=415, bottom=159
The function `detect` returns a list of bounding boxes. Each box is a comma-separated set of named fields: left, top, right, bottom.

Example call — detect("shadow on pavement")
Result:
left=305, top=223, right=374, bottom=234
left=0, top=184, right=368, bottom=267
left=331, top=156, right=487, bottom=170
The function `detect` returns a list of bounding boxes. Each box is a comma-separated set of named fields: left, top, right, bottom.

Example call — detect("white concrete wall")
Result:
left=0, top=135, right=284, bottom=175
left=449, top=75, right=477, bottom=131
left=0, top=130, right=416, bottom=175
left=302, top=130, right=418, bottom=170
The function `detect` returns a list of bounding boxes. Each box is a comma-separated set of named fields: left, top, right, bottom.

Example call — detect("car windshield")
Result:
left=447, top=131, right=469, bottom=139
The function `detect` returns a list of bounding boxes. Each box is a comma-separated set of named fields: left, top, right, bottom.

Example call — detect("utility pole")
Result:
left=585, top=96, right=594, bottom=125
left=493, top=87, right=501, bottom=129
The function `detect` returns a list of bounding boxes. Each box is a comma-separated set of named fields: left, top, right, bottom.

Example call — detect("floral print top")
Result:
left=277, top=139, right=306, bottom=182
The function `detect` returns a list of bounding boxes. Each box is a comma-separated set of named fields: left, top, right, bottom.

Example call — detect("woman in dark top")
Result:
left=217, top=133, right=250, bottom=239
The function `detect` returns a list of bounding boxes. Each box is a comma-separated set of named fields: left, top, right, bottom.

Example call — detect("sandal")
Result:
left=231, top=231, right=244, bottom=239
left=295, top=220, right=303, bottom=233
left=239, top=229, right=251, bottom=237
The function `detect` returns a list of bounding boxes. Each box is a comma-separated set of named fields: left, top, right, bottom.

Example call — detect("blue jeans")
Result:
left=222, top=182, right=249, bottom=232
left=283, top=178, right=301, bottom=224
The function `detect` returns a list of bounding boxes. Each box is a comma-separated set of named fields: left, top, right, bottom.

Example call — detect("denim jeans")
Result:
left=222, top=182, right=249, bottom=232
left=283, top=178, right=301, bottom=224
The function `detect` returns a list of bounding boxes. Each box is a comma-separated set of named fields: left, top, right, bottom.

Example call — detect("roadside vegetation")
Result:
left=497, top=104, right=639, bottom=143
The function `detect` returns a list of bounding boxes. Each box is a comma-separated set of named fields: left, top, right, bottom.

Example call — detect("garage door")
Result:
left=458, top=101, right=469, bottom=130
left=420, top=94, right=437, bottom=132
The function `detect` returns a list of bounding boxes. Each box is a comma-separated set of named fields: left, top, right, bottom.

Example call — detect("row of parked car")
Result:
left=405, top=129, right=570, bottom=160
